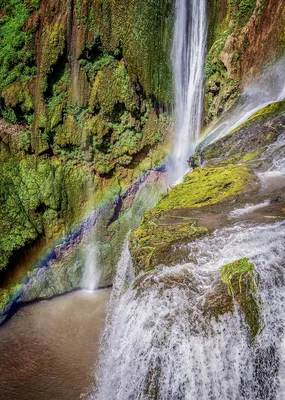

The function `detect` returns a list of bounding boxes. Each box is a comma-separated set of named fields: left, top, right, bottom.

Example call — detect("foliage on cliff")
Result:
left=0, top=0, right=173, bottom=166
left=0, top=0, right=173, bottom=272
left=205, top=0, right=285, bottom=125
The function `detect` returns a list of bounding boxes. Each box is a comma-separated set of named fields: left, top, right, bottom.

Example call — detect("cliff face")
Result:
left=0, top=0, right=173, bottom=275
left=205, top=0, right=285, bottom=125
left=0, top=0, right=173, bottom=159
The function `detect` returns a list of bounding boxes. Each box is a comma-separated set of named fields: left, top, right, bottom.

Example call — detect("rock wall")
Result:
left=205, top=0, right=285, bottom=125
left=0, top=0, right=173, bottom=274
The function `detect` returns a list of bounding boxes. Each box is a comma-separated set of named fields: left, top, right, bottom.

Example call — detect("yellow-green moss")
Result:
left=130, top=220, right=208, bottom=273
left=2, top=82, right=33, bottom=113
left=40, top=22, right=66, bottom=77
left=221, top=258, right=264, bottom=340
left=221, top=258, right=256, bottom=296
left=153, top=165, right=257, bottom=214
left=90, top=61, right=134, bottom=114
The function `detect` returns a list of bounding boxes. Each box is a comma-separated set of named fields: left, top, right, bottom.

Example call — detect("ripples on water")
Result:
left=94, top=222, right=285, bottom=400
left=0, top=290, right=110, bottom=400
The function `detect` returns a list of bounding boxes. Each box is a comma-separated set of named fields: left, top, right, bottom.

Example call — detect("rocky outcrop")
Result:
left=130, top=164, right=258, bottom=272
left=129, top=98, right=284, bottom=340
left=206, top=258, right=264, bottom=340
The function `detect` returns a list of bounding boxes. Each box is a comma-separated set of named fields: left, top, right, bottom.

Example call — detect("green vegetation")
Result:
left=0, top=0, right=37, bottom=92
left=221, top=258, right=264, bottom=339
left=0, top=155, right=93, bottom=269
left=152, top=165, right=257, bottom=213
left=0, top=284, right=22, bottom=317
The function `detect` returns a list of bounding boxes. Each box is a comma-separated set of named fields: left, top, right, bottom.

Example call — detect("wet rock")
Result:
left=205, top=258, right=264, bottom=340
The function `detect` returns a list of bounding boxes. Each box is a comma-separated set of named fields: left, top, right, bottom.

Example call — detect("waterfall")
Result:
left=93, top=222, right=285, bottom=399
left=80, top=212, right=101, bottom=292
left=91, top=1, right=285, bottom=398
left=81, top=243, right=101, bottom=292
left=169, top=0, right=207, bottom=184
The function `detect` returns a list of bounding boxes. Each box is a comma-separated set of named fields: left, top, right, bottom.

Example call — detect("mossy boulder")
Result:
left=221, top=258, right=264, bottom=340
left=205, top=259, right=264, bottom=340
left=130, top=164, right=258, bottom=273
left=155, top=165, right=257, bottom=213
left=130, top=220, right=208, bottom=274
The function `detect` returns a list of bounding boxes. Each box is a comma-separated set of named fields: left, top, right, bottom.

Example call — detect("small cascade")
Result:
left=81, top=243, right=101, bottom=292
left=80, top=211, right=102, bottom=293
left=169, top=0, right=207, bottom=184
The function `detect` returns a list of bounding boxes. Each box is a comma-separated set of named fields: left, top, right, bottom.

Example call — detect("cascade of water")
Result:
left=93, top=222, right=285, bottom=399
left=91, top=1, right=285, bottom=398
left=169, top=0, right=207, bottom=184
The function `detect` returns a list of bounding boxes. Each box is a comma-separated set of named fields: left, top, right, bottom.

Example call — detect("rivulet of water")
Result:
left=169, top=0, right=207, bottom=184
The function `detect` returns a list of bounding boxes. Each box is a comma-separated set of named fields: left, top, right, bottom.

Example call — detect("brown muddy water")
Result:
left=0, top=289, right=110, bottom=400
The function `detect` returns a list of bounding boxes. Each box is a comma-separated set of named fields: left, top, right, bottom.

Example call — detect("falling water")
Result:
left=93, top=222, right=285, bottom=399
left=169, top=0, right=207, bottom=184
left=92, top=1, right=285, bottom=398
left=81, top=243, right=101, bottom=292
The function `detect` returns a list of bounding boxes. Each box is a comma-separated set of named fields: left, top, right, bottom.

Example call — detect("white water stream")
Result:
left=168, top=0, right=207, bottom=184
left=93, top=222, right=285, bottom=400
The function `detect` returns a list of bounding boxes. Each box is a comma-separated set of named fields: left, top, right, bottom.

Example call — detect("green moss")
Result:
left=152, top=165, right=257, bottom=214
left=2, top=82, right=33, bottom=113
left=130, top=219, right=208, bottom=273
left=240, top=150, right=262, bottom=163
left=235, top=0, right=257, bottom=26
left=0, top=0, right=37, bottom=93
left=221, top=258, right=264, bottom=339
left=40, top=22, right=66, bottom=78
left=221, top=258, right=256, bottom=296
left=0, top=155, right=94, bottom=269
left=90, top=61, right=134, bottom=114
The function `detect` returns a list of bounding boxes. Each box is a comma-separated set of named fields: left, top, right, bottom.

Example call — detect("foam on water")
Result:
left=229, top=201, right=271, bottom=218
left=93, top=222, right=285, bottom=399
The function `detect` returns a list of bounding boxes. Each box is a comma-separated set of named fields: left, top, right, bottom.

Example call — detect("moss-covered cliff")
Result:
left=0, top=0, right=174, bottom=322
left=205, top=0, right=285, bottom=125
left=0, top=0, right=173, bottom=273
